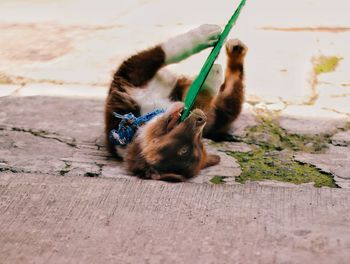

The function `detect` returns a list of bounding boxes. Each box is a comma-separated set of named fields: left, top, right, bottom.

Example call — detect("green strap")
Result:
left=181, top=0, right=247, bottom=121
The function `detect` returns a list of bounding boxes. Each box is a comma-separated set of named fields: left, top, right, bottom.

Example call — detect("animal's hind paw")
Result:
left=225, top=38, right=248, bottom=58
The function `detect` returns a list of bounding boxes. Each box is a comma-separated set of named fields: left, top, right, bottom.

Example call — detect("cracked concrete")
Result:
left=0, top=96, right=245, bottom=183
left=1, top=95, right=348, bottom=188
left=295, top=145, right=350, bottom=188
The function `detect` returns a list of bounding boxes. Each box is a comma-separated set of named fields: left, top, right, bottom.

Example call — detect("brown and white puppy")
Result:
left=105, top=24, right=247, bottom=181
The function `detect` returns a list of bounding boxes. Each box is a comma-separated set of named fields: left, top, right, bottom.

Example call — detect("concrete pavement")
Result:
left=1, top=95, right=350, bottom=263
left=1, top=173, right=350, bottom=264
left=1, top=0, right=350, bottom=263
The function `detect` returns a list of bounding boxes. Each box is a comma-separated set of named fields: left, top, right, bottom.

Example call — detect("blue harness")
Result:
left=109, top=109, right=165, bottom=146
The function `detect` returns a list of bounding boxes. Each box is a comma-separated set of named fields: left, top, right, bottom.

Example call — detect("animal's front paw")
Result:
left=162, top=24, right=221, bottom=64
left=192, top=24, right=222, bottom=48
left=225, top=38, right=248, bottom=60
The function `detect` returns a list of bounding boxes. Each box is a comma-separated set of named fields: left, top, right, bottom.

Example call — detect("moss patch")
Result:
left=210, top=176, right=227, bottom=184
left=229, top=117, right=338, bottom=188
left=314, top=56, right=342, bottom=75
left=229, top=149, right=337, bottom=187
left=243, top=117, right=331, bottom=153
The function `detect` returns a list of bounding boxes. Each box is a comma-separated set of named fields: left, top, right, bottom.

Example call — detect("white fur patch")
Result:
left=131, top=87, right=172, bottom=115
left=202, top=63, right=223, bottom=95
left=130, top=63, right=224, bottom=115
left=162, top=24, right=221, bottom=64
left=130, top=69, right=177, bottom=115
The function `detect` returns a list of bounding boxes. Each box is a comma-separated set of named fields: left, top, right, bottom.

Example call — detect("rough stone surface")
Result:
left=253, top=102, right=286, bottom=113
left=315, top=83, right=350, bottom=117
left=318, top=57, right=350, bottom=87
left=317, top=83, right=350, bottom=100
left=230, top=103, right=258, bottom=136
left=0, top=96, right=243, bottom=183
left=0, top=0, right=349, bottom=104
left=279, top=105, right=348, bottom=135
left=317, top=96, right=350, bottom=117
left=332, top=131, right=350, bottom=146
left=1, top=173, right=350, bottom=264
left=295, top=145, right=350, bottom=188
left=0, top=84, right=20, bottom=97
left=17, top=83, right=108, bottom=98
left=191, top=147, right=241, bottom=184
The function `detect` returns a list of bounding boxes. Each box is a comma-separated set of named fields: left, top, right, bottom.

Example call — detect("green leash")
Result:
left=181, top=0, right=247, bottom=121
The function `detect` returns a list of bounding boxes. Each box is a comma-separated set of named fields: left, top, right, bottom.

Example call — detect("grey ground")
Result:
left=1, top=0, right=350, bottom=263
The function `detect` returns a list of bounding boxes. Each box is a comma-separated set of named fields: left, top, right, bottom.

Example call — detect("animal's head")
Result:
left=125, top=102, right=220, bottom=181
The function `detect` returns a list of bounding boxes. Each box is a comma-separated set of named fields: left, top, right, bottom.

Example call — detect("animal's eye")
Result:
left=177, top=146, right=189, bottom=156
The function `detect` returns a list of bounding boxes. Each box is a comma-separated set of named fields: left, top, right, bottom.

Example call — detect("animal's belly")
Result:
left=130, top=81, right=173, bottom=115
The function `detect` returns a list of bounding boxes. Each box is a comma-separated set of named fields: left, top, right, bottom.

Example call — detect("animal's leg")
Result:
left=193, top=64, right=223, bottom=112
left=111, top=24, right=221, bottom=90
left=162, top=24, right=221, bottom=64
left=168, top=64, right=223, bottom=109
left=204, top=39, right=247, bottom=140
left=111, top=46, right=166, bottom=89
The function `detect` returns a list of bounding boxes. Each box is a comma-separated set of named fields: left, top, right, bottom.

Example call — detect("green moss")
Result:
left=207, top=141, right=224, bottom=148
left=243, top=117, right=330, bottom=153
left=210, top=176, right=227, bottom=184
left=229, top=149, right=337, bottom=188
left=314, top=56, right=342, bottom=75
left=227, top=117, right=338, bottom=188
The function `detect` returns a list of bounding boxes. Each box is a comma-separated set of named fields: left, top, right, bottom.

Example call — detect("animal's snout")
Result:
left=191, top=109, right=207, bottom=126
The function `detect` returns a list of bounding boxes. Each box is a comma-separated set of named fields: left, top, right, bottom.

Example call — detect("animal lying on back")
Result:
left=105, top=24, right=247, bottom=181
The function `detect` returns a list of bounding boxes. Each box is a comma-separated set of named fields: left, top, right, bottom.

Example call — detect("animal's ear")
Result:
left=151, top=173, right=186, bottom=182
left=203, top=154, right=220, bottom=168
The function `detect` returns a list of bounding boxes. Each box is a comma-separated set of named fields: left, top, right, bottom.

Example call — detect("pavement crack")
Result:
left=0, top=124, right=78, bottom=148
left=59, top=161, right=72, bottom=176
left=0, top=164, right=45, bottom=175
left=261, top=26, right=350, bottom=33
left=322, top=107, right=350, bottom=118
left=84, top=163, right=103, bottom=177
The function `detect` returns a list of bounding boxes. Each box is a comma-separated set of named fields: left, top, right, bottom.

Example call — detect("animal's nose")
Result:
left=196, top=116, right=206, bottom=126
left=192, top=109, right=207, bottom=126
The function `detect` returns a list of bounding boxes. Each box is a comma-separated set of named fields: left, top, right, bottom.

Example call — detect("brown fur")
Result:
left=105, top=39, right=247, bottom=181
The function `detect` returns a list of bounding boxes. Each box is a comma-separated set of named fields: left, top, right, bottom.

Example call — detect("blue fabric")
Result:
left=109, top=108, right=165, bottom=146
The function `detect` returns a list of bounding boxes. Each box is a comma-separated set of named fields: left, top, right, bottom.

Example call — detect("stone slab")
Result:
left=0, top=96, right=246, bottom=184
left=0, top=84, right=20, bottom=97
left=332, top=131, right=350, bottom=146
left=0, top=0, right=141, bottom=26
left=295, top=145, right=350, bottom=188
left=318, top=57, right=350, bottom=87
left=0, top=0, right=350, bottom=106
left=279, top=105, right=349, bottom=135
left=17, top=83, right=108, bottom=98
left=1, top=173, right=350, bottom=264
